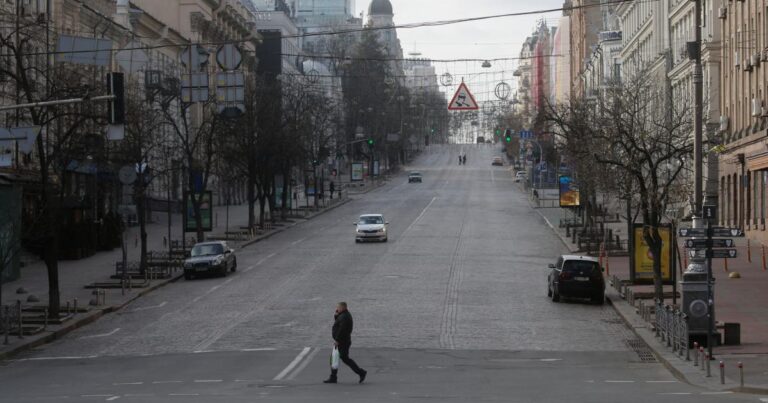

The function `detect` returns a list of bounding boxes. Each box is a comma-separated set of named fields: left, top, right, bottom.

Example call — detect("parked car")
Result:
left=547, top=255, right=605, bottom=304
left=354, top=214, right=389, bottom=243
left=408, top=171, right=423, bottom=183
left=514, top=171, right=527, bottom=182
left=492, top=157, right=504, bottom=166
left=183, top=241, right=237, bottom=280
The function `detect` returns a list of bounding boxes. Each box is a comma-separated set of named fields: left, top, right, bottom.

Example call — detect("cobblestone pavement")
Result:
left=1, top=145, right=762, bottom=402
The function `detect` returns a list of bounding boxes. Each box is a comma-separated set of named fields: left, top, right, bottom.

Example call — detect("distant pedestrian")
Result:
left=324, top=302, right=367, bottom=384
left=462, top=154, right=467, bottom=165
left=329, top=181, right=335, bottom=200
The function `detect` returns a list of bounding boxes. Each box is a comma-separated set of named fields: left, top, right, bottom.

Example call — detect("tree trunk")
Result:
left=247, top=176, right=256, bottom=231
left=135, top=183, right=148, bottom=275
left=281, top=169, right=290, bottom=221
left=644, top=226, right=665, bottom=302
left=44, top=234, right=60, bottom=318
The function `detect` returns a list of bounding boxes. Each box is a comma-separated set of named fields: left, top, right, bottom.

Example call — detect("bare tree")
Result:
left=543, top=71, right=693, bottom=299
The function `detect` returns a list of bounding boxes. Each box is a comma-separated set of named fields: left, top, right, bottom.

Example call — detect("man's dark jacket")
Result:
left=332, top=310, right=353, bottom=345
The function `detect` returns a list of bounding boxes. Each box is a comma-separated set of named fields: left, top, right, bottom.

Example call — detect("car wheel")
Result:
left=231, top=258, right=237, bottom=272
left=383, top=237, right=388, bottom=243
left=593, top=293, right=605, bottom=305
left=184, top=272, right=193, bottom=281
left=551, top=287, right=560, bottom=302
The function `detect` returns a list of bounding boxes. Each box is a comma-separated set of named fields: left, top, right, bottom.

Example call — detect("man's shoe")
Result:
left=358, top=370, right=367, bottom=384
left=323, top=378, right=337, bottom=384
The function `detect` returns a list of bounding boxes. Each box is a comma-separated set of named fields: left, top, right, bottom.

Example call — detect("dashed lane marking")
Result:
left=540, top=358, right=562, bottom=362
left=291, top=238, right=307, bottom=246
left=112, top=382, right=142, bottom=386
left=701, top=392, right=733, bottom=395
left=645, top=380, right=678, bottom=383
left=81, top=395, right=113, bottom=398
left=129, top=301, right=167, bottom=312
left=78, top=328, right=121, bottom=339
left=401, top=197, right=437, bottom=237
left=240, top=348, right=277, bottom=352
left=105, top=397, right=120, bottom=401
left=287, top=347, right=320, bottom=380
left=243, top=265, right=255, bottom=273
left=274, top=347, right=311, bottom=381
left=169, top=394, right=199, bottom=396
left=151, top=381, right=183, bottom=384
left=604, top=380, right=635, bottom=383
left=659, top=393, right=692, bottom=395
left=194, top=380, right=223, bottom=383
left=10, top=355, right=98, bottom=362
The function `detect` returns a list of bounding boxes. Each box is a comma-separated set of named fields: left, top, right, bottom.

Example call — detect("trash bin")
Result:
left=723, top=323, right=741, bottom=346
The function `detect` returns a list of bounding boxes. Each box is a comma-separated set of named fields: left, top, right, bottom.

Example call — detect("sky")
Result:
left=355, top=0, right=566, bottom=103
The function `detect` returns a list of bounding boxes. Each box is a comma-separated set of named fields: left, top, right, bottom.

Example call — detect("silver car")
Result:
left=183, top=241, right=237, bottom=280
left=354, top=214, right=389, bottom=243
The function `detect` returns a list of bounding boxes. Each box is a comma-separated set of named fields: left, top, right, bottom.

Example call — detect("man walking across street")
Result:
left=324, top=302, right=367, bottom=384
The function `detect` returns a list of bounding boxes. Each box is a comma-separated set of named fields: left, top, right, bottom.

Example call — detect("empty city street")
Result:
left=0, top=146, right=758, bottom=402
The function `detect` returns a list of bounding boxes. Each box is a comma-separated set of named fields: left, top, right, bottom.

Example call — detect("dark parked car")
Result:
left=183, top=241, right=237, bottom=280
left=408, top=172, right=423, bottom=183
left=547, top=255, right=605, bottom=304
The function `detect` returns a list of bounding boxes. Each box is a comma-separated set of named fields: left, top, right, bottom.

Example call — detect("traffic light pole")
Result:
left=0, top=94, right=115, bottom=111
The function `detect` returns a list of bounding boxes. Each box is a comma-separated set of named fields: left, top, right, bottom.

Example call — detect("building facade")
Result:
left=717, top=0, right=768, bottom=243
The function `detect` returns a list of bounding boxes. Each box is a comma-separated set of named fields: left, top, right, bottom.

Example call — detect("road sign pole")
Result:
left=707, top=221, right=714, bottom=360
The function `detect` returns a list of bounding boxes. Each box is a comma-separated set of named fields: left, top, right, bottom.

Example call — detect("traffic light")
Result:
left=367, top=138, right=375, bottom=147
left=431, top=128, right=435, bottom=134
left=504, top=129, right=513, bottom=143
left=495, top=129, right=501, bottom=137
left=107, top=72, right=125, bottom=125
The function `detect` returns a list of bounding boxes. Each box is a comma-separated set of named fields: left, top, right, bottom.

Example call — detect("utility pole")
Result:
left=693, top=0, right=704, bottom=219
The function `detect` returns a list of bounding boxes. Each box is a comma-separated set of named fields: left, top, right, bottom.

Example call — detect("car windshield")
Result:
left=563, top=260, right=600, bottom=274
left=359, top=216, right=384, bottom=225
left=410, top=172, right=421, bottom=176
left=191, top=244, right=224, bottom=257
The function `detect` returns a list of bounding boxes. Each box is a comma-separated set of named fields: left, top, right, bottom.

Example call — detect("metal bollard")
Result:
left=700, top=348, right=706, bottom=371
left=706, top=354, right=711, bottom=377
left=16, top=301, right=23, bottom=339
left=694, top=342, right=699, bottom=366
left=738, top=362, right=744, bottom=388
left=720, top=361, right=725, bottom=384
left=65, top=301, right=70, bottom=314
left=3, top=305, right=9, bottom=345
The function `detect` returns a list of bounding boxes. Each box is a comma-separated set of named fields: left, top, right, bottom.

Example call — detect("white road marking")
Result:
left=194, top=380, right=223, bottom=383
left=274, top=347, right=311, bottom=381
left=701, top=392, right=733, bottom=395
left=645, top=380, right=677, bottom=383
left=123, top=394, right=154, bottom=397
left=12, top=355, right=98, bottom=362
left=151, top=381, right=183, bottom=384
left=243, top=265, right=255, bottom=273
left=192, top=350, right=215, bottom=354
left=287, top=347, right=320, bottom=380
left=81, top=395, right=113, bottom=398
left=112, top=382, right=142, bottom=385
left=106, top=397, right=121, bottom=401
left=130, top=301, right=167, bottom=312
left=605, top=380, right=635, bottom=383
left=659, top=392, right=692, bottom=395
left=291, top=238, right=306, bottom=245
left=759, top=398, right=768, bottom=402
left=79, top=328, right=121, bottom=339
left=192, top=282, right=226, bottom=303
left=402, top=197, right=437, bottom=236
left=539, top=358, right=562, bottom=362
left=267, top=253, right=276, bottom=259
left=169, top=393, right=199, bottom=396
left=241, top=348, right=277, bottom=352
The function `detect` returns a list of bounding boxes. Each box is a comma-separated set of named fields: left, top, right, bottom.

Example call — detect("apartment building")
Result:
left=717, top=0, right=768, bottom=243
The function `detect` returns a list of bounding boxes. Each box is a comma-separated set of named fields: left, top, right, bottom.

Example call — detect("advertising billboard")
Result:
left=559, top=175, right=580, bottom=207
left=351, top=162, right=364, bottom=182
left=632, top=225, right=672, bottom=283
left=185, top=191, right=213, bottom=233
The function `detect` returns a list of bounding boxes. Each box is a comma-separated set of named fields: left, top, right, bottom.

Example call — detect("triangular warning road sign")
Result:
left=448, top=82, right=479, bottom=111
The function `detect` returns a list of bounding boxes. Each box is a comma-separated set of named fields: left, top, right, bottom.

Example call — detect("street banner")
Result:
left=559, top=175, right=580, bottom=207
left=351, top=163, right=364, bottom=182
left=185, top=191, right=213, bottom=233
left=632, top=225, right=672, bottom=283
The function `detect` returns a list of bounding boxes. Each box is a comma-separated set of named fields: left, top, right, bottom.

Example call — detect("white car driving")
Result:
left=354, top=214, right=389, bottom=243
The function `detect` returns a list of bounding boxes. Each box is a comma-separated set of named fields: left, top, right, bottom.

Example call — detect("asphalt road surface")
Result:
left=0, top=145, right=761, bottom=402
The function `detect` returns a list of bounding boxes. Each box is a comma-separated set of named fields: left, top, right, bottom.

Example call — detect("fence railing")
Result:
left=653, top=299, right=690, bottom=361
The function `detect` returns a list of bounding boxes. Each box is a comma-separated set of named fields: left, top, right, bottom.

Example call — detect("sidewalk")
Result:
left=0, top=194, right=353, bottom=360
left=532, top=201, right=768, bottom=393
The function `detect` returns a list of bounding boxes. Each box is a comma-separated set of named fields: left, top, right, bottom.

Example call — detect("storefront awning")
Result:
left=748, top=153, right=768, bottom=171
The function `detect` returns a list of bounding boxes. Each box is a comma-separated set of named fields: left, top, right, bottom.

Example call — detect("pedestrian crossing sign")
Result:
left=448, top=82, right=479, bottom=111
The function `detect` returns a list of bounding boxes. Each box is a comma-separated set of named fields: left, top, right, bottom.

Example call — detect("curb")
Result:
left=532, top=208, right=580, bottom=253
left=240, top=198, right=351, bottom=249
left=605, top=289, right=768, bottom=394
left=0, top=272, right=182, bottom=361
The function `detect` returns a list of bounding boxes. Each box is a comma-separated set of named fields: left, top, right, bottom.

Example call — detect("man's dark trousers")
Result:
left=330, top=343, right=364, bottom=379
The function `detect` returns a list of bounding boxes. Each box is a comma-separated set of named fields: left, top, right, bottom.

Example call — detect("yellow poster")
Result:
left=633, top=226, right=672, bottom=282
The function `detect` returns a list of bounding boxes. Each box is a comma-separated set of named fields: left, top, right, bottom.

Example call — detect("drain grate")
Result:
left=626, top=339, right=657, bottom=363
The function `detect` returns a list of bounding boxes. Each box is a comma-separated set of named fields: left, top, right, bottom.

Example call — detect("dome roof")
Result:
left=368, top=0, right=393, bottom=15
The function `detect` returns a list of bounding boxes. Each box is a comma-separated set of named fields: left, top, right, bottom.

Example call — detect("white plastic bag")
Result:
left=330, top=346, right=340, bottom=370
